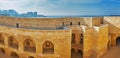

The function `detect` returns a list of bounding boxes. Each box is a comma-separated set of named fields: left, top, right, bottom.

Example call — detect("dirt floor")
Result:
left=0, top=54, right=9, bottom=58
left=100, top=46, right=120, bottom=58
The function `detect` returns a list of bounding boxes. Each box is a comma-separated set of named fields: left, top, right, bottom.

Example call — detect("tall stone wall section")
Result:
left=0, top=26, right=72, bottom=58
left=83, top=25, right=109, bottom=58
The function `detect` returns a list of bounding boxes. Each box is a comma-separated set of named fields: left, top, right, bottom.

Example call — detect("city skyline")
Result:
left=0, top=0, right=120, bottom=15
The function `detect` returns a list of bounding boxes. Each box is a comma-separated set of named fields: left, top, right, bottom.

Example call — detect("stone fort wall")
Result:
left=0, top=16, right=103, bottom=29
left=0, top=16, right=119, bottom=58
left=0, top=25, right=71, bottom=58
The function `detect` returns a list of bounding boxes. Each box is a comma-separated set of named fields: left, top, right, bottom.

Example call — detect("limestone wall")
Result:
left=83, top=24, right=109, bottom=58
left=0, top=16, right=105, bottom=30
left=92, top=17, right=103, bottom=26
left=83, top=27, right=97, bottom=58
left=0, top=16, right=85, bottom=29
left=104, top=17, right=120, bottom=46
left=0, top=25, right=71, bottom=58
left=95, top=25, right=109, bottom=58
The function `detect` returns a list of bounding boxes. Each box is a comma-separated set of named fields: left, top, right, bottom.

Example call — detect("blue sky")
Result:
left=0, top=0, right=120, bottom=15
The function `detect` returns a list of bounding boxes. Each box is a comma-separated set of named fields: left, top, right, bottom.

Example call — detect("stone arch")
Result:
left=42, top=41, right=54, bottom=54
left=23, top=39, right=36, bottom=53
left=0, top=48, right=5, bottom=54
left=72, top=33, right=75, bottom=44
left=116, top=36, right=120, bottom=46
left=71, top=48, right=83, bottom=58
left=10, top=52, right=19, bottom=58
left=0, top=34, right=4, bottom=45
left=77, top=50, right=83, bottom=58
left=8, top=36, right=19, bottom=49
left=71, top=48, right=76, bottom=53
left=28, top=56, right=34, bottom=58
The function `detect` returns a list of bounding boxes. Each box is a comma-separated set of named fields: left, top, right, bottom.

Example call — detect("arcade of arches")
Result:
left=71, top=33, right=83, bottom=58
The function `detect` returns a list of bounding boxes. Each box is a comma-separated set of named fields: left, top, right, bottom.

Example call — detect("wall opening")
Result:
left=8, top=36, right=19, bottom=49
left=0, top=34, right=4, bottom=45
left=107, top=41, right=110, bottom=49
left=72, top=33, right=75, bottom=44
left=71, top=48, right=75, bottom=58
left=71, top=49, right=83, bottom=58
left=28, top=56, right=34, bottom=58
left=116, top=37, right=120, bottom=46
left=24, top=39, right=36, bottom=53
left=0, top=48, right=5, bottom=54
left=77, top=50, right=83, bottom=58
left=80, top=34, right=83, bottom=44
left=10, top=52, right=19, bottom=58
left=43, top=41, right=54, bottom=54
left=62, top=22, right=64, bottom=26
left=16, top=23, right=19, bottom=28
left=70, top=22, right=72, bottom=25
left=78, top=22, right=80, bottom=25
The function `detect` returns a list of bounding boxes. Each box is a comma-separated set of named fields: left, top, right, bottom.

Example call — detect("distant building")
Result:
left=0, top=9, right=46, bottom=17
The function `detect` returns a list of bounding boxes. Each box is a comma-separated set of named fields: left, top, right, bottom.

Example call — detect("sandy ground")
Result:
left=0, top=46, right=120, bottom=58
left=100, top=46, right=120, bottom=58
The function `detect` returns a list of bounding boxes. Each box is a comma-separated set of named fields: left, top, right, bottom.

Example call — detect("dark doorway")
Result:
left=10, top=52, right=19, bottom=58
left=28, top=56, right=34, bottom=58
left=0, top=48, right=5, bottom=54
left=71, top=49, right=83, bottom=58
left=116, top=37, right=120, bottom=46
left=72, top=33, right=75, bottom=44
left=16, top=23, right=19, bottom=28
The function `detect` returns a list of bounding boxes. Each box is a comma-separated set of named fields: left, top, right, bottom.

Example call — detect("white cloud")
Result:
left=0, top=0, right=117, bottom=15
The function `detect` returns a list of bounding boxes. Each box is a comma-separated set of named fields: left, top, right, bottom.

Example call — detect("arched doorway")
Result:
left=71, top=49, right=83, bottom=58
left=23, top=39, right=36, bottom=53
left=10, top=52, right=19, bottom=58
left=77, top=50, right=83, bottom=58
left=0, top=34, right=4, bottom=45
left=8, top=36, right=19, bottom=49
left=42, top=41, right=54, bottom=54
left=0, top=48, right=5, bottom=54
left=71, top=48, right=76, bottom=58
left=116, top=37, right=120, bottom=46
left=72, top=33, right=75, bottom=44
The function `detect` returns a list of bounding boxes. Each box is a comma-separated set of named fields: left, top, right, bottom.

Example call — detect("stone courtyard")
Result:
left=0, top=16, right=120, bottom=58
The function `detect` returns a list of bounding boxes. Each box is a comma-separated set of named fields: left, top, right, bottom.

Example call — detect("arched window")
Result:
left=72, top=33, right=75, bottom=44
left=0, top=48, right=5, bottom=54
left=43, top=41, right=54, bottom=54
left=10, top=52, right=19, bottom=58
left=0, top=34, right=4, bottom=45
left=23, top=39, right=36, bottom=53
left=8, top=36, right=18, bottom=49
